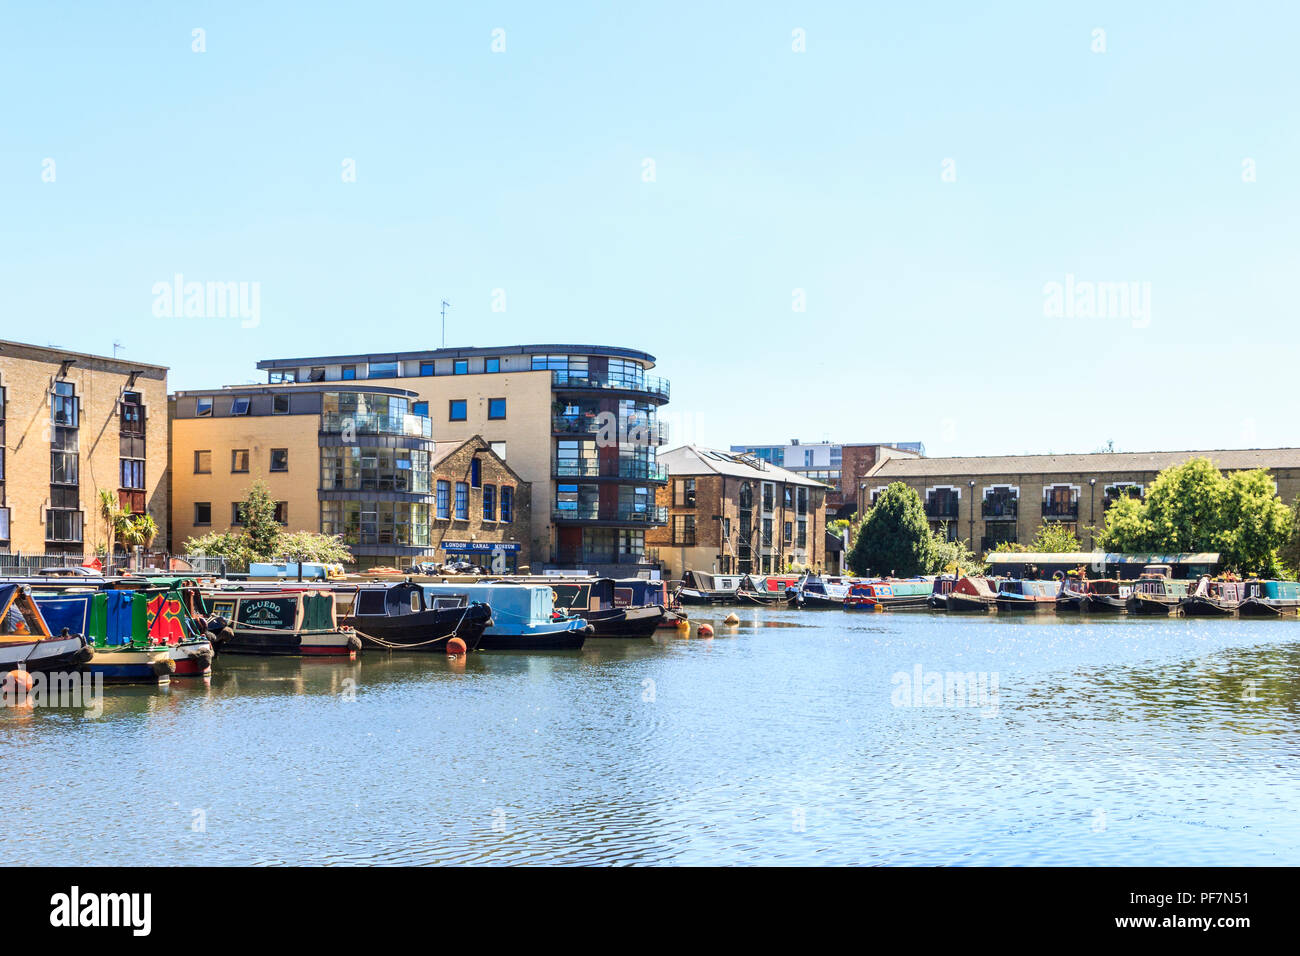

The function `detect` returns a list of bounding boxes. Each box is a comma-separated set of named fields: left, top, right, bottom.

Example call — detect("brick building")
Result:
left=0, top=340, right=169, bottom=556
left=429, top=435, right=532, bottom=571
left=729, top=439, right=923, bottom=516
left=863, top=447, right=1300, bottom=553
left=648, top=445, right=827, bottom=579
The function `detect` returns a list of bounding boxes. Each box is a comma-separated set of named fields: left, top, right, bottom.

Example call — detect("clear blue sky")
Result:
left=2, top=1, right=1296, bottom=457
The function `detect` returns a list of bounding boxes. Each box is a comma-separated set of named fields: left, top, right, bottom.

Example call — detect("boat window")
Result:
left=411, top=591, right=421, bottom=612
left=357, top=590, right=387, bottom=615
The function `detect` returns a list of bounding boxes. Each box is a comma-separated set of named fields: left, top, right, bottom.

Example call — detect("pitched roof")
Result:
left=867, top=448, right=1300, bottom=480
left=430, top=435, right=527, bottom=485
left=660, top=445, right=829, bottom=487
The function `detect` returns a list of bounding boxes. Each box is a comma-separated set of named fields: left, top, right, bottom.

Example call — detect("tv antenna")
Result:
left=440, top=299, right=451, bottom=348
left=112, top=340, right=124, bottom=359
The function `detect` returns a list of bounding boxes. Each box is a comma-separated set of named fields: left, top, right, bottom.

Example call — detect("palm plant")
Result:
left=97, top=489, right=120, bottom=555
left=134, top=513, right=159, bottom=551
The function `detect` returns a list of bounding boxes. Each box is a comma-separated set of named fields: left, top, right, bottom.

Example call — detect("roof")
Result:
left=0, top=339, right=169, bottom=372
left=986, top=552, right=1221, bottom=565
left=867, top=448, right=1300, bottom=480
left=171, top=383, right=420, bottom=399
left=659, top=445, right=830, bottom=488
left=430, top=434, right=527, bottom=485
left=257, top=343, right=657, bottom=370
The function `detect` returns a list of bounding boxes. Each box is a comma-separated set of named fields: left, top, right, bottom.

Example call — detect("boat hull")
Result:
left=1083, top=594, right=1127, bottom=613
left=794, top=592, right=846, bottom=609
left=478, top=625, right=589, bottom=650
left=675, top=587, right=735, bottom=606
left=0, top=634, right=92, bottom=673
left=86, top=648, right=175, bottom=684
left=584, top=606, right=665, bottom=638
left=945, top=593, right=992, bottom=612
left=213, top=627, right=360, bottom=657
left=995, top=597, right=1054, bottom=613
left=345, top=604, right=491, bottom=651
left=1127, top=594, right=1179, bottom=616
left=1180, top=596, right=1238, bottom=617
left=1238, top=597, right=1299, bottom=618
left=171, top=640, right=214, bottom=677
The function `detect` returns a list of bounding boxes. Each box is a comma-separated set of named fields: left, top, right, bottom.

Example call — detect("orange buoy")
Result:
left=446, top=636, right=468, bottom=656
left=5, top=670, right=33, bottom=692
left=723, top=613, right=739, bottom=625
left=698, top=623, right=714, bottom=638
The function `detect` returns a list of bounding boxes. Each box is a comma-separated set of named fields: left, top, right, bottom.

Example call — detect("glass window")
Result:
left=449, top=399, right=467, bottom=421
left=273, top=394, right=290, bottom=414
left=231, top=503, right=244, bottom=525
left=453, top=359, right=468, bottom=375
left=194, top=502, right=212, bottom=525
left=52, top=451, right=79, bottom=484
left=270, top=448, right=288, bottom=472
left=231, top=449, right=249, bottom=473
left=455, top=482, right=468, bottom=519
left=341, top=365, right=357, bottom=380
left=274, top=502, right=288, bottom=525
left=194, top=450, right=212, bottom=474
left=268, top=370, right=298, bottom=384
left=413, top=401, right=428, bottom=417
left=470, top=457, right=482, bottom=488
left=675, top=478, right=696, bottom=507
left=308, top=367, right=326, bottom=382
left=500, top=487, right=513, bottom=523
left=120, top=459, right=145, bottom=490
left=369, top=361, right=398, bottom=379
left=50, top=381, right=79, bottom=427
left=419, top=361, right=434, bottom=376
left=485, top=357, right=500, bottom=373
left=196, top=396, right=213, bottom=417
left=488, top=398, right=506, bottom=420
left=436, top=480, right=450, bottom=519
left=490, top=441, right=506, bottom=460
left=483, top=484, right=496, bottom=521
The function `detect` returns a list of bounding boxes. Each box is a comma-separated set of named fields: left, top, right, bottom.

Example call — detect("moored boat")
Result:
left=994, top=579, right=1058, bottom=612
left=339, top=582, right=492, bottom=651
left=0, top=585, right=94, bottom=674
left=945, top=575, right=999, bottom=612
left=1125, top=566, right=1190, bottom=616
left=844, top=578, right=932, bottom=611
left=202, top=589, right=361, bottom=657
left=420, top=583, right=588, bottom=650
left=674, top=570, right=740, bottom=605
left=1238, top=579, right=1300, bottom=617
left=536, top=577, right=665, bottom=637
left=1180, top=577, right=1245, bottom=617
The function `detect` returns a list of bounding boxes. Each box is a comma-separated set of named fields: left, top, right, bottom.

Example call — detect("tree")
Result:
left=847, top=482, right=932, bottom=577
left=928, top=525, right=986, bottom=575
left=278, top=531, right=352, bottom=568
left=134, top=513, right=159, bottom=551
left=1281, top=496, right=1300, bottom=576
left=1220, top=470, right=1291, bottom=575
left=239, top=480, right=281, bottom=559
left=97, top=489, right=121, bottom=555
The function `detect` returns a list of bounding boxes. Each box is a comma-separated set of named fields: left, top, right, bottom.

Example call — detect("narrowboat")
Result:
left=202, top=589, right=362, bottom=657
left=734, top=574, right=791, bottom=607
left=1079, top=579, right=1131, bottom=613
left=844, top=579, right=933, bottom=611
left=339, top=582, right=492, bottom=651
left=420, top=583, right=589, bottom=650
left=1125, top=567, right=1191, bottom=616
left=675, top=570, right=742, bottom=606
left=787, top=575, right=857, bottom=608
left=0, top=584, right=94, bottom=673
left=527, top=577, right=665, bottom=637
left=1180, top=577, right=1245, bottom=617
left=613, top=578, right=687, bottom=629
left=1238, top=579, right=1300, bottom=617
left=34, top=587, right=213, bottom=683
left=945, top=576, right=999, bottom=612
left=994, top=579, right=1059, bottom=612
left=927, top=575, right=958, bottom=609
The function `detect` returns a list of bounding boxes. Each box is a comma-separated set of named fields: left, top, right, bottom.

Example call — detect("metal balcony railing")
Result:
left=551, top=505, right=669, bottom=525
left=1041, top=501, right=1080, bottom=520
left=551, top=370, right=670, bottom=401
left=551, top=415, right=667, bottom=445
left=982, top=500, right=1019, bottom=519
left=553, top=459, right=668, bottom=481
left=321, top=412, right=431, bottom=439
left=925, top=501, right=960, bottom=520
left=554, top=548, right=661, bottom=566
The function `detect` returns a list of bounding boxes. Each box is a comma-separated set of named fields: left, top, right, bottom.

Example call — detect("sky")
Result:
left=2, top=1, right=1297, bottom=458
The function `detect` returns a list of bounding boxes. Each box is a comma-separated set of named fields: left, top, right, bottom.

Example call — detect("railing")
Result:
left=982, top=500, right=1018, bottom=519
left=551, top=415, right=668, bottom=445
left=1042, top=501, right=1080, bottom=520
left=553, top=549, right=661, bottom=567
left=321, top=412, right=431, bottom=439
left=551, top=505, right=669, bottom=524
left=553, top=459, right=668, bottom=481
left=551, top=370, right=670, bottom=401
left=925, top=502, right=960, bottom=520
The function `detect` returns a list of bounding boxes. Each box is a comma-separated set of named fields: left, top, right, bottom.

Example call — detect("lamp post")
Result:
left=1089, top=478, right=1097, bottom=547
left=968, top=480, right=975, bottom=548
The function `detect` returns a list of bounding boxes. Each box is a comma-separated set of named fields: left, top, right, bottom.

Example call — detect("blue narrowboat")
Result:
left=994, top=579, right=1059, bottom=612
left=420, top=583, right=589, bottom=650
left=1238, top=579, right=1300, bottom=617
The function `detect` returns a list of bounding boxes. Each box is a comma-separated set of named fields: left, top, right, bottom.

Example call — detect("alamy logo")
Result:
left=49, top=886, right=151, bottom=936
left=891, top=663, right=999, bottom=716
left=1042, top=273, right=1151, bottom=328
left=151, top=274, right=261, bottom=328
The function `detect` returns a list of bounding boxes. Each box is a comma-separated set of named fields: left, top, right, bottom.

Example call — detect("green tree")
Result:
left=847, top=482, right=932, bottom=576
left=928, top=525, right=986, bottom=575
left=1096, top=493, right=1151, bottom=551
left=278, top=530, right=353, bottom=567
left=1220, top=469, right=1291, bottom=575
left=239, top=480, right=282, bottom=560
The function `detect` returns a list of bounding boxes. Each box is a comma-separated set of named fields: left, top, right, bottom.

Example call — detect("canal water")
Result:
left=6, top=608, right=1300, bottom=865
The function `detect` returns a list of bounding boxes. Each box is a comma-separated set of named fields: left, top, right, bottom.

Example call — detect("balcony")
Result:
left=1041, top=501, right=1080, bottom=520
left=552, top=415, right=668, bottom=445
left=982, top=499, right=1019, bottom=519
left=553, top=548, right=661, bottom=567
left=551, top=370, right=670, bottom=402
left=321, top=411, right=431, bottom=439
left=553, top=459, right=668, bottom=482
left=924, top=501, right=960, bottom=521
left=551, top=505, right=669, bottom=525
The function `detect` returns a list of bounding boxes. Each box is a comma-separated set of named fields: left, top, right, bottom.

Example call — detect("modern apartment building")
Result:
left=647, top=445, right=828, bottom=579
left=729, top=439, right=924, bottom=515
left=252, top=344, right=668, bottom=574
left=863, top=447, right=1300, bottom=553
left=0, top=340, right=169, bottom=556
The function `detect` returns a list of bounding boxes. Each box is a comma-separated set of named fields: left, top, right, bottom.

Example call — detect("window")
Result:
left=52, top=450, right=79, bottom=485
left=470, top=457, right=481, bottom=488
left=419, top=361, right=434, bottom=376
left=783, top=521, right=793, bottom=545
left=675, top=478, right=696, bottom=508
left=454, top=482, right=469, bottom=519
left=194, top=502, right=212, bottom=525
left=369, top=361, right=398, bottom=379
left=273, top=394, right=290, bottom=414
left=308, top=367, right=326, bottom=382
left=796, top=487, right=808, bottom=515
left=45, top=509, right=83, bottom=543
left=231, top=449, right=249, bottom=473
left=413, top=401, right=428, bottom=417
left=194, top=450, right=212, bottom=474
left=120, top=459, right=145, bottom=490
left=231, top=396, right=251, bottom=415
left=196, top=396, right=213, bottom=417
left=500, top=486, right=513, bottom=523
left=784, top=486, right=794, bottom=508
left=268, top=370, right=298, bottom=384
left=797, top=520, right=807, bottom=548
left=274, top=502, right=288, bottom=525
left=673, top=514, right=696, bottom=546
left=270, top=448, right=289, bottom=472
left=490, top=441, right=506, bottom=460
left=762, top=518, right=773, bottom=547
left=485, top=357, right=500, bottom=373
left=762, top=483, right=774, bottom=512
left=488, top=398, right=506, bottom=420
left=449, top=400, right=467, bottom=422
left=231, top=502, right=244, bottom=525
left=51, top=381, right=78, bottom=427
left=342, top=365, right=357, bottom=380
left=483, top=484, right=496, bottom=521
left=453, top=359, right=468, bottom=375
left=436, top=480, right=450, bottom=519
left=120, top=396, right=145, bottom=436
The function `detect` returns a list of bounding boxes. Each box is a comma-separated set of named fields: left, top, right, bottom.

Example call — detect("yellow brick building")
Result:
left=0, top=340, right=168, bottom=558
